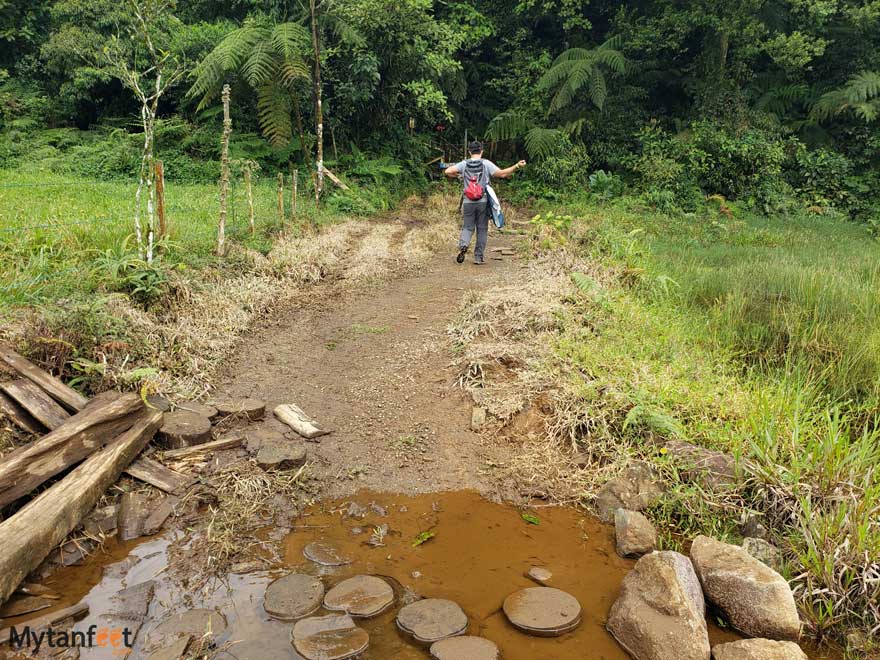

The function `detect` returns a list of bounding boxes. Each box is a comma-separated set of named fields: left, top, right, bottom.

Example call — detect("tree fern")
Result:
left=538, top=37, right=627, bottom=113
left=256, top=83, right=293, bottom=147
left=812, top=71, right=880, bottom=123
left=485, top=110, right=531, bottom=141
left=524, top=127, right=563, bottom=160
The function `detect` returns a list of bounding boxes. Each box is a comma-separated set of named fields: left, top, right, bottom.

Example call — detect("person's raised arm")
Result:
left=493, top=160, right=527, bottom=179
left=444, top=163, right=461, bottom=178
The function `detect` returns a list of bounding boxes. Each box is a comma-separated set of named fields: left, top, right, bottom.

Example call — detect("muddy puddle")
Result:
left=2, top=491, right=842, bottom=660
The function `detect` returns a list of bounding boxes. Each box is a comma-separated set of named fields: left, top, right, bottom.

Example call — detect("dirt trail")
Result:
left=215, top=219, right=520, bottom=498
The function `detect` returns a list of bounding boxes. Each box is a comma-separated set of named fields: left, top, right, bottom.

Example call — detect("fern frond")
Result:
left=256, top=83, right=293, bottom=147
left=523, top=127, right=562, bottom=160
left=592, top=48, right=627, bottom=75
left=486, top=110, right=531, bottom=141
left=588, top=67, right=607, bottom=109
left=845, top=71, right=880, bottom=102
left=279, top=61, right=310, bottom=87
left=271, top=22, right=309, bottom=60
left=241, top=41, right=278, bottom=86
left=811, top=71, right=880, bottom=123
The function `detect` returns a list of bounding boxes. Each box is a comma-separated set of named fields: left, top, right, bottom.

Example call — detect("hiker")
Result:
left=444, top=141, right=526, bottom=265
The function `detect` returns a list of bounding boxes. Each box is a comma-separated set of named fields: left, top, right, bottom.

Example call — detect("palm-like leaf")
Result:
left=812, top=71, right=880, bottom=123
left=524, top=127, right=563, bottom=160
left=486, top=110, right=531, bottom=141
left=257, top=83, right=293, bottom=147
left=538, top=39, right=627, bottom=113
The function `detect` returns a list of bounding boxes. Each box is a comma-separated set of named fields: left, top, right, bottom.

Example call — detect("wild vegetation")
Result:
left=1, top=0, right=879, bottom=656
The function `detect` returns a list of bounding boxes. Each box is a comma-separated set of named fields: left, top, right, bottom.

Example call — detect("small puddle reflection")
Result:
left=2, top=490, right=842, bottom=660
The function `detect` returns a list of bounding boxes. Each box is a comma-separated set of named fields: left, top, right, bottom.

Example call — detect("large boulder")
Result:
left=712, top=639, right=807, bottom=660
left=615, top=509, right=657, bottom=558
left=741, top=537, right=783, bottom=572
left=690, top=535, right=800, bottom=640
left=663, top=440, right=736, bottom=489
left=596, top=462, right=665, bottom=522
left=607, top=551, right=710, bottom=660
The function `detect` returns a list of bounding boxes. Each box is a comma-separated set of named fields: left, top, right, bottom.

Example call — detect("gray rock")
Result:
left=303, top=541, right=351, bottom=567
left=112, top=581, right=155, bottom=620
left=663, top=440, right=736, bottom=489
left=690, top=535, right=800, bottom=640
left=740, top=516, right=769, bottom=540
left=615, top=509, right=657, bottom=558
left=471, top=407, right=487, bottom=430
left=595, top=462, right=665, bottom=522
left=607, top=551, right=710, bottom=660
left=117, top=492, right=153, bottom=541
left=256, top=437, right=306, bottom=470
left=146, top=610, right=226, bottom=651
left=292, top=614, right=369, bottom=660
left=323, top=575, right=395, bottom=618
left=741, top=537, right=783, bottom=572
left=712, top=639, right=807, bottom=660
left=526, top=567, right=552, bottom=584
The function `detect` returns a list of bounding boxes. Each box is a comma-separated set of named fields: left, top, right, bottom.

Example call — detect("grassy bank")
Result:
left=550, top=201, right=880, bottom=652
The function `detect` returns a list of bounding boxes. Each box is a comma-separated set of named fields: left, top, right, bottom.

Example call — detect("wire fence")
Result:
left=0, top=167, right=315, bottom=300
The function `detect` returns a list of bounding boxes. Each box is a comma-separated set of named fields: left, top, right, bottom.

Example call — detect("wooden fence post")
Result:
left=244, top=164, right=255, bottom=236
left=290, top=166, right=298, bottom=223
left=277, top=173, right=285, bottom=228
left=217, top=84, right=232, bottom=256
left=155, top=160, right=166, bottom=242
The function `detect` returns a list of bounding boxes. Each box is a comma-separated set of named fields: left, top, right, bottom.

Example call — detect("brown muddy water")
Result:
left=1, top=491, right=842, bottom=660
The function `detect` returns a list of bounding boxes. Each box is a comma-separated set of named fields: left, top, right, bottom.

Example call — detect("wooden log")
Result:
left=274, top=403, right=330, bottom=440
left=158, top=411, right=212, bottom=449
left=322, top=167, right=350, bottom=191
left=0, top=410, right=162, bottom=604
left=124, top=457, right=195, bottom=494
left=212, top=398, right=266, bottom=421
left=0, top=594, right=53, bottom=617
left=177, top=401, right=218, bottom=420
left=0, top=347, right=88, bottom=412
left=117, top=491, right=154, bottom=541
left=162, top=434, right=243, bottom=460
left=2, top=379, right=70, bottom=430
left=0, top=392, right=144, bottom=508
left=0, top=391, right=43, bottom=435
left=0, top=602, right=89, bottom=645
left=143, top=496, right=178, bottom=535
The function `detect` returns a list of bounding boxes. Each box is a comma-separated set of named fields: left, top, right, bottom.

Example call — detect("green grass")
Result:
left=0, top=169, right=338, bottom=307
left=531, top=197, right=880, bottom=652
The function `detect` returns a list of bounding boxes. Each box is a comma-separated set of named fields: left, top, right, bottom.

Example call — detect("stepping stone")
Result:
left=244, top=428, right=284, bottom=453
left=178, top=401, right=219, bottom=420
left=216, top=638, right=300, bottom=659
left=264, top=574, right=324, bottom=620
left=147, top=635, right=191, bottom=660
left=324, top=575, right=395, bottom=618
left=146, top=609, right=226, bottom=649
left=213, top=398, right=266, bottom=421
left=291, top=614, right=369, bottom=660
left=112, top=581, right=156, bottom=619
left=430, top=636, right=500, bottom=660
left=256, top=437, right=307, bottom=470
left=0, top=595, right=53, bottom=617
left=159, top=411, right=212, bottom=449
left=502, top=587, right=581, bottom=637
left=396, top=599, right=468, bottom=643
left=304, top=542, right=351, bottom=567
left=526, top=567, right=552, bottom=585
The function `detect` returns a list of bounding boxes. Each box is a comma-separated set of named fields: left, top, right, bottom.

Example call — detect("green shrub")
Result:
left=788, top=145, right=854, bottom=209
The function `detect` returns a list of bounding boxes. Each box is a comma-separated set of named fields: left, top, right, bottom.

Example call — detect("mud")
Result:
left=2, top=491, right=841, bottom=660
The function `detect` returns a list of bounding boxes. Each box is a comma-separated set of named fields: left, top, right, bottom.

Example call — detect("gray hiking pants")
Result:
left=459, top=200, right=489, bottom=259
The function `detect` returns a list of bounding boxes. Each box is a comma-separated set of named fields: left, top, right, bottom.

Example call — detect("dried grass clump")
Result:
left=342, top=223, right=398, bottom=281
left=268, top=220, right=361, bottom=283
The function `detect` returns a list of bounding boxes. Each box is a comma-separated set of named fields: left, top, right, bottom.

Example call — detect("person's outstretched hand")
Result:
left=517, top=160, right=527, bottom=169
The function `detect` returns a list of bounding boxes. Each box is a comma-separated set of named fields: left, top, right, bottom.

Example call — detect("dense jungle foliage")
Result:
left=1, top=0, right=879, bottom=220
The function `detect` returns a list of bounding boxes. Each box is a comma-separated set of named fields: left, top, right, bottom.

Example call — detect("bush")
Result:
left=788, top=145, right=854, bottom=209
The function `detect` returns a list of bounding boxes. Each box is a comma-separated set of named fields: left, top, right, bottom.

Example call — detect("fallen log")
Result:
left=1, top=379, right=70, bottom=430
left=0, top=392, right=144, bottom=508
left=0, top=391, right=43, bottom=435
left=0, top=602, right=89, bottom=644
left=322, top=167, right=351, bottom=191
left=274, top=403, right=330, bottom=440
left=124, top=457, right=196, bottom=494
left=162, top=434, right=243, bottom=460
left=0, top=410, right=162, bottom=605
left=0, top=347, right=89, bottom=412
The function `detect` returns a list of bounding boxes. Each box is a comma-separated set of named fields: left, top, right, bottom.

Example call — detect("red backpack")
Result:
left=463, top=160, right=485, bottom=201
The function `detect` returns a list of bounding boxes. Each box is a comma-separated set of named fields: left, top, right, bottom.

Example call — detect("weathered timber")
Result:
left=162, top=434, right=243, bottom=459
left=124, top=456, right=196, bottom=494
left=274, top=403, right=330, bottom=440
left=0, top=410, right=162, bottom=604
left=0, top=392, right=144, bottom=508
left=323, top=167, right=351, bottom=191
left=117, top=491, right=154, bottom=541
left=0, top=391, right=43, bottom=434
left=2, top=379, right=70, bottom=430
left=158, top=411, right=212, bottom=448
left=0, top=347, right=89, bottom=412
left=0, top=602, right=89, bottom=644
left=143, top=496, right=178, bottom=535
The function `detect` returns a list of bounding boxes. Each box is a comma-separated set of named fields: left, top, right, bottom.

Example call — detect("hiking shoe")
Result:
left=474, top=256, right=485, bottom=265
left=456, top=246, right=467, bottom=263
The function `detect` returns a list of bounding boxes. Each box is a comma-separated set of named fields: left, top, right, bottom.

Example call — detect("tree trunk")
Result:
left=0, top=410, right=162, bottom=604
left=155, top=159, right=166, bottom=242
left=217, top=84, right=232, bottom=256
left=0, top=393, right=144, bottom=507
left=310, top=0, right=324, bottom=202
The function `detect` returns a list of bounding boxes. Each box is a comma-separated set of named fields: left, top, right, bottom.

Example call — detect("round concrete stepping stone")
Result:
left=430, top=636, right=500, bottom=660
left=502, top=587, right=581, bottom=637
left=213, top=398, right=266, bottom=421
left=396, top=599, right=468, bottom=643
left=178, top=401, right=219, bottom=420
left=158, top=411, right=212, bottom=448
left=324, top=575, right=395, bottom=618
left=304, top=542, right=351, bottom=567
left=257, top=438, right=307, bottom=470
left=216, top=638, right=300, bottom=659
left=146, top=609, right=227, bottom=648
left=264, top=573, right=325, bottom=620
left=291, top=614, right=369, bottom=660
left=526, top=566, right=553, bottom=584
